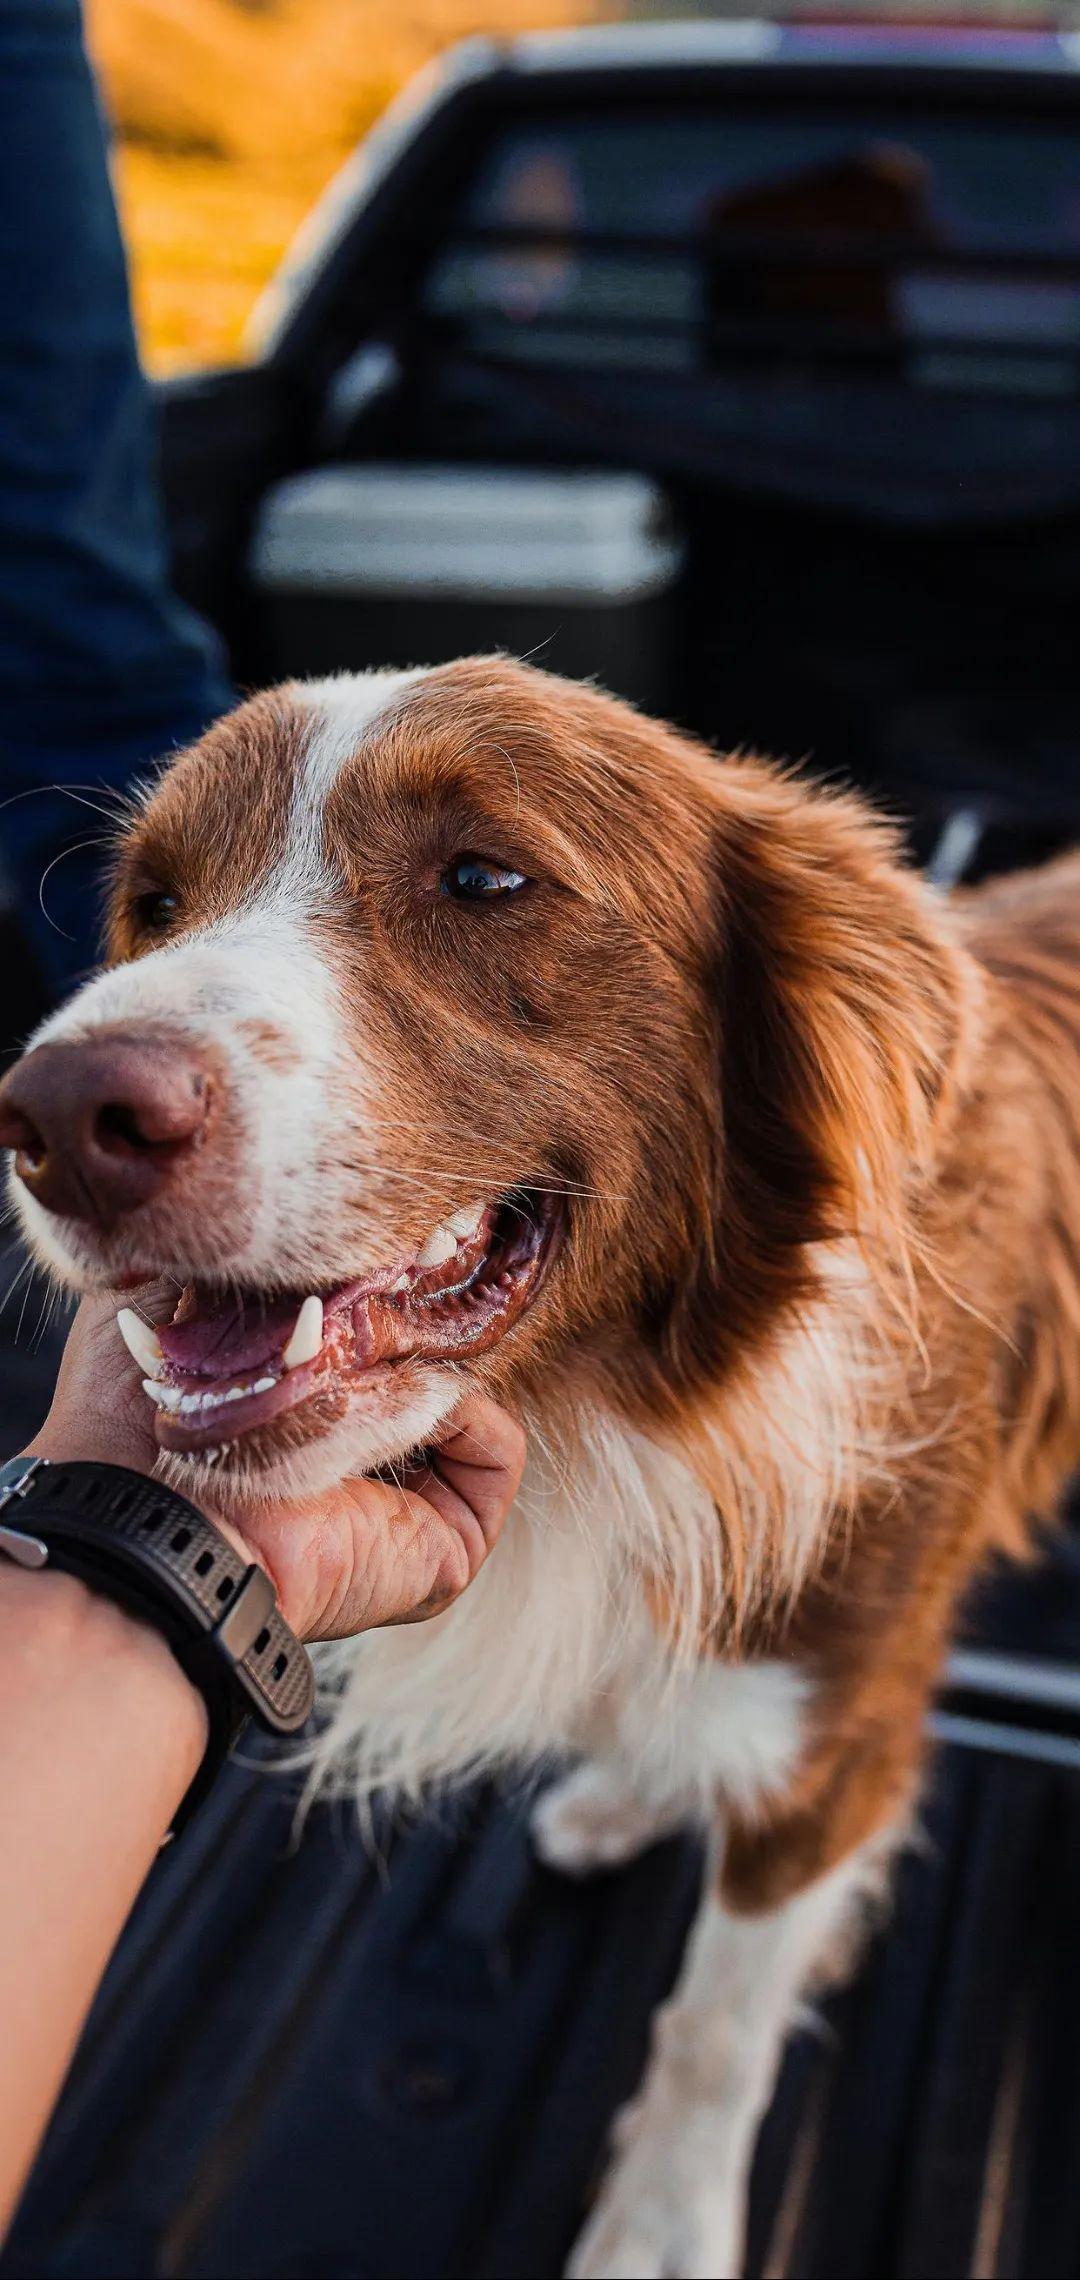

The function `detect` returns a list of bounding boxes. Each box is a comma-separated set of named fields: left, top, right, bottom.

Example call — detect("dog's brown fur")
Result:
left=9, top=657, right=1069, bottom=2280
left=70, top=659, right=1080, bottom=1906
left=719, top=847, right=1080, bottom=1911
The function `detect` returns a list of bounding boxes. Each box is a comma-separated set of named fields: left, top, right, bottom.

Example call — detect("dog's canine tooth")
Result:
left=416, top=1223, right=457, bottom=1269
left=117, top=1307, right=163, bottom=1377
left=282, top=1294, right=324, bottom=1371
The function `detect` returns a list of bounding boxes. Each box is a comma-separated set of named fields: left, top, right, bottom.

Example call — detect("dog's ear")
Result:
left=706, top=763, right=969, bottom=1269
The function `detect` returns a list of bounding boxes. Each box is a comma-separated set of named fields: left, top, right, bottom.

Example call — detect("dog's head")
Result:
left=0, top=659, right=963, bottom=1504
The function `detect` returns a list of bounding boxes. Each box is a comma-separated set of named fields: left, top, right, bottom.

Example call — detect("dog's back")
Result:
left=957, top=848, right=1080, bottom=1520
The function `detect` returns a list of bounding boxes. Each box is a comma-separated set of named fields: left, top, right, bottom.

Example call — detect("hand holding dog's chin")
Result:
left=207, top=1411, right=524, bottom=1642
left=24, top=1293, right=524, bottom=1644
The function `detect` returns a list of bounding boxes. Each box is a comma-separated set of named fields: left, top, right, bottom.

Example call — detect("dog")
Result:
left=2, top=657, right=1079, bottom=2278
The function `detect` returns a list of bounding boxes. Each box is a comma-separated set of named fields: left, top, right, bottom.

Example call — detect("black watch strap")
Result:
left=0, top=1459, right=315, bottom=1833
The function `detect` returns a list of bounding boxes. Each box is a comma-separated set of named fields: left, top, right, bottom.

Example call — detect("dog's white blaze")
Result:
left=284, top=669, right=428, bottom=891
left=11, top=675, right=437, bottom=1301
left=11, top=672, right=471, bottom=1494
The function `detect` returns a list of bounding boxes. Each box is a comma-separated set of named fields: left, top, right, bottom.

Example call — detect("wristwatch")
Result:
left=0, top=1457, right=315, bottom=1834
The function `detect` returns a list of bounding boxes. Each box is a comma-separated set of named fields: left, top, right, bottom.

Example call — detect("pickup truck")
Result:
left=4, top=17, right=1080, bottom=2277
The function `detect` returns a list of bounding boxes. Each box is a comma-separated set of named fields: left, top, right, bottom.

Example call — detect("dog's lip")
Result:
left=144, top=1192, right=560, bottom=1459
left=152, top=1208, right=498, bottom=1382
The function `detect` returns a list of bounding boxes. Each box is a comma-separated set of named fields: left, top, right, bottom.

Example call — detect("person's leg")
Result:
left=0, top=0, right=233, bottom=996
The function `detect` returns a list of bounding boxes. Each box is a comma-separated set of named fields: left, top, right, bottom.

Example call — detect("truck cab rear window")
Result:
left=424, top=106, right=1080, bottom=387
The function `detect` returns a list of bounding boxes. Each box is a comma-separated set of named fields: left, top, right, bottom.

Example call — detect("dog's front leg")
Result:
left=566, top=1826, right=893, bottom=2280
left=532, top=1758, right=688, bottom=1876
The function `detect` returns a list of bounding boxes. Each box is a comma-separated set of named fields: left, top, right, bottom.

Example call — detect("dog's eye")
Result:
left=133, top=888, right=179, bottom=934
left=441, top=857, right=528, bottom=902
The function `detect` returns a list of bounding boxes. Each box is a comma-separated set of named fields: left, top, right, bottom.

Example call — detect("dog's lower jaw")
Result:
left=157, top=1363, right=461, bottom=1510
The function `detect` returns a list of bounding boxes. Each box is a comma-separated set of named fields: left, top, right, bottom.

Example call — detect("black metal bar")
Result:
left=449, top=225, right=1080, bottom=278
left=933, top=1647, right=1080, bottom=1773
left=422, top=305, right=1080, bottom=370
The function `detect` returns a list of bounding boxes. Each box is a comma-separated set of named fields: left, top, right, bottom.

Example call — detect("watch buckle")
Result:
left=0, top=1459, right=50, bottom=1567
left=0, top=1521, right=50, bottom=1569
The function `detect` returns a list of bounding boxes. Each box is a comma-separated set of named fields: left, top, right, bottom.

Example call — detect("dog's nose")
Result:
left=0, top=1036, right=213, bottom=1227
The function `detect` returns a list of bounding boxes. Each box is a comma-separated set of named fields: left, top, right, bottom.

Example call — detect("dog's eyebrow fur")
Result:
left=109, top=688, right=308, bottom=951
left=282, top=669, right=430, bottom=888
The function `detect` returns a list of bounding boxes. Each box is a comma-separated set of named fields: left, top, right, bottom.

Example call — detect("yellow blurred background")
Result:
left=86, top=0, right=600, bottom=374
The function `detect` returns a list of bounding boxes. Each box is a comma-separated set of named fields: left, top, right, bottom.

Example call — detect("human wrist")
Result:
left=0, top=1559, right=209, bottom=2242
left=0, top=1457, right=313, bottom=1826
left=0, top=1555, right=208, bottom=1808
left=21, top=1414, right=156, bottom=1475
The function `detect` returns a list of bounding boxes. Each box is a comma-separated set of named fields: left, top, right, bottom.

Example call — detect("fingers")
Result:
left=399, top=1394, right=527, bottom=1551
left=27, top=1290, right=160, bottom=1474
left=215, top=1393, right=526, bottom=1644
left=231, top=1471, right=468, bottom=1643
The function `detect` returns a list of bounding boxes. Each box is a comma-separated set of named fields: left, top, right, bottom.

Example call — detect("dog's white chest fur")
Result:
left=311, top=1414, right=811, bottom=1824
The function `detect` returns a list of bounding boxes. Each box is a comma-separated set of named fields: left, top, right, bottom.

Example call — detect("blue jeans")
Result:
left=0, top=0, right=232, bottom=995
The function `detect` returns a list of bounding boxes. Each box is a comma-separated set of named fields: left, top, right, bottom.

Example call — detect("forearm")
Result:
left=0, top=1305, right=522, bottom=2238
left=0, top=1564, right=206, bottom=2239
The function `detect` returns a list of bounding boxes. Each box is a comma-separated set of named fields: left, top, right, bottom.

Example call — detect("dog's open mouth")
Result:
left=123, top=1192, right=559, bottom=1459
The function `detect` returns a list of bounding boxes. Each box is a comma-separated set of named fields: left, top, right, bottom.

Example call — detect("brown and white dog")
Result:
left=3, top=658, right=1080, bottom=2278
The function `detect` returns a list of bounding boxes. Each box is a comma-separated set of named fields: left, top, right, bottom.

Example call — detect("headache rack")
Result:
left=425, top=223, right=1080, bottom=391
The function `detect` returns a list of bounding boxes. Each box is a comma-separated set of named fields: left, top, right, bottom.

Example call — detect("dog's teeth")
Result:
left=146, top=1371, right=280, bottom=1416
left=447, top=1204, right=484, bottom=1239
left=387, top=1273, right=410, bottom=1295
left=282, top=1294, right=324, bottom=1371
left=117, top=1308, right=163, bottom=1376
left=142, top=1378, right=183, bottom=1411
left=416, top=1223, right=457, bottom=1269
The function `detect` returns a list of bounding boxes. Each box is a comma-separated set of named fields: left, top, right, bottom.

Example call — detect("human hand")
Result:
left=24, top=1292, right=524, bottom=1642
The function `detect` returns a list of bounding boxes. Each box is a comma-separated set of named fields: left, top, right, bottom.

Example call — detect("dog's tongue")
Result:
left=158, top=1288, right=301, bottom=1378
